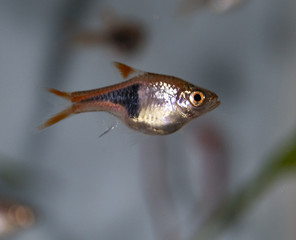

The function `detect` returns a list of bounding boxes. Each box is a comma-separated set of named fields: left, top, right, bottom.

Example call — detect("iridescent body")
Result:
left=40, top=62, right=220, bottom=135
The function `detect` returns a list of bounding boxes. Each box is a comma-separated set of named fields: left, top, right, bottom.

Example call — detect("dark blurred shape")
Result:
left=0, top=197, right=35, bottom=236
left=73, top=11, right=146, bottom=55
left=140, top=138, right=181, bottom=240
left=197, top=123, right=229, bottom=210
left=45, top=0, right=96, bottom=87
left=194, top=133, right=296, bottom=240
left=183, top=123, right=229, bottom=234
left=178, top=0, right=246, bottom=14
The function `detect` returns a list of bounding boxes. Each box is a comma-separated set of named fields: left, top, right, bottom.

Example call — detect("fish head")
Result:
left=176, top=84, right=220, bottom=120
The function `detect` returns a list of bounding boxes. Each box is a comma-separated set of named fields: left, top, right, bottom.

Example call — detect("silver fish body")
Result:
left=40, top=63, right=220, bottom=135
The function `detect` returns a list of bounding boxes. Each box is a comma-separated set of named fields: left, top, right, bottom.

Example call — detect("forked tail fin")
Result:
left=39, top=88, right=74, bottom=130
left=48, top=88, right=71, bottom=100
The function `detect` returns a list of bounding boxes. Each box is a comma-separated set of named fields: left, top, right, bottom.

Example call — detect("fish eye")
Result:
left=189, top=91, right=205, bottom=107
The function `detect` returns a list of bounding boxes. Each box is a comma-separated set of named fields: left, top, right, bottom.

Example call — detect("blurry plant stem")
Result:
left=195, top=135, right=296, bottom=240
left=141, top=138, right=181, bottom=240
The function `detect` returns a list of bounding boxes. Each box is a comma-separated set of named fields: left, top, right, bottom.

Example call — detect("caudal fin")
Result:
left=39, top=106, right=75, bottom=130
left=39, top=88, right=74, bottom=130
left=48, top=88, right=71, bottom=100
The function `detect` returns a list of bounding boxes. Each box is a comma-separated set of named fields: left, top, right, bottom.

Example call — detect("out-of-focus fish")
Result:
left=39, top=62, right=220, bottom=135
left=0, top=198, right=35, bottom=236
left=178, top=0, right=245, bottom=14
left=209, top=0, right=244, bottom=12
left=73, top=13, right=145, bottom=55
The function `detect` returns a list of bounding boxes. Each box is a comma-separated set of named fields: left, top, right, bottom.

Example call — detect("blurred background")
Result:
left=0, top=0, right=296, bottom=239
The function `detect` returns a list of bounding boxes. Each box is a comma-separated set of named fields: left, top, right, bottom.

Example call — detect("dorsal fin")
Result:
left=113, top=62, right=145, bottom=79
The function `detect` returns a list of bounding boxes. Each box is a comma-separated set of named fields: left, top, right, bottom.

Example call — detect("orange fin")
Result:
left=48, top=88, right=71, bottom=100
left=113, top=62, right=145, bottom=79
left=39, top=106, right=74, bottom=130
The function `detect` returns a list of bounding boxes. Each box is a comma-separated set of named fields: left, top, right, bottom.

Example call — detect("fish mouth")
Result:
left=216, top=99, right=221, bottom=106
left=209, top=93, right=220, bottom=110
left=210, top=99, right=220, bottom=111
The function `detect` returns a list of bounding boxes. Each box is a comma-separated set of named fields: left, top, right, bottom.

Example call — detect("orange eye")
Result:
left=189, top=91, right=205, bottom=107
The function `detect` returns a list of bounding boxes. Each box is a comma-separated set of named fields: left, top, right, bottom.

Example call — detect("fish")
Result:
left=0, top=198, right=35, bottom=236
left=39, top=62, right=220, bottom=135
left=209, top=0, right=244, bottom=12
left=73, top=12, right=146, bottom=55
left=178, top=0, right=245, bottom=14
